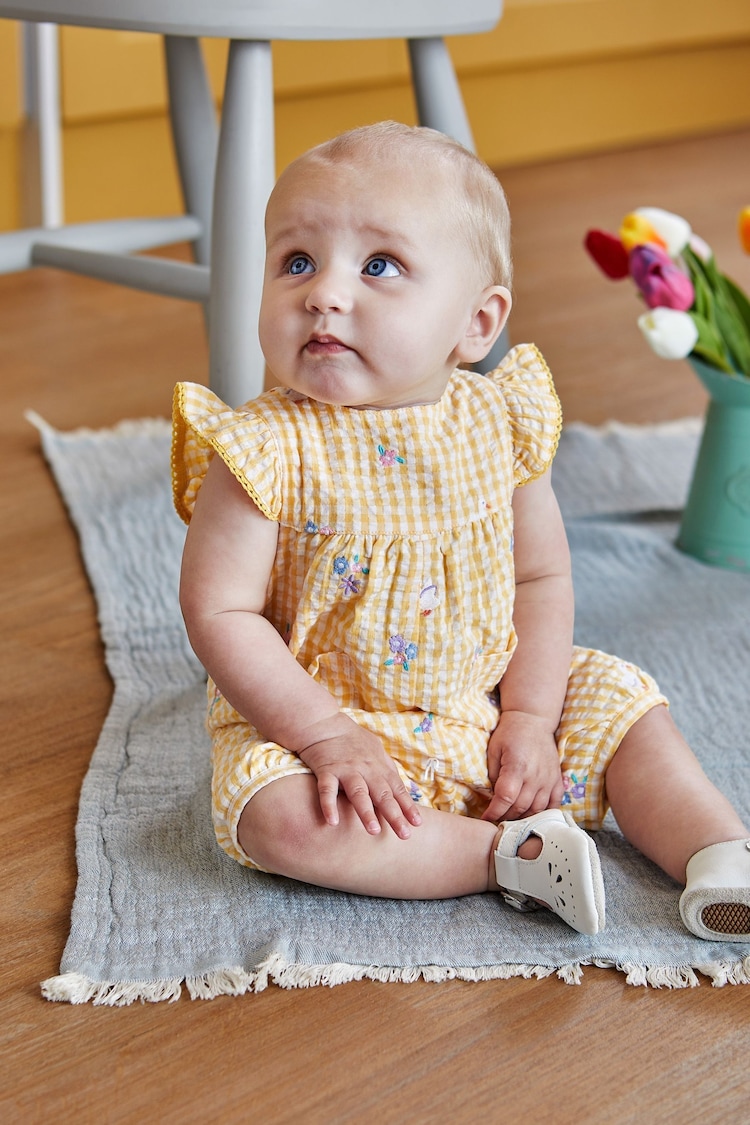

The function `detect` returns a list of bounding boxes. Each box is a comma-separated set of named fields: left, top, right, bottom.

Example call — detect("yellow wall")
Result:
left=1, top=0, right=750, bottom=229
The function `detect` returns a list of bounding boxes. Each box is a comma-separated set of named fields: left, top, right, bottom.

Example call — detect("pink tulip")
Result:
left=584, top=229, right=630, bottom=279
left=629, top=243, right=694, bottom=310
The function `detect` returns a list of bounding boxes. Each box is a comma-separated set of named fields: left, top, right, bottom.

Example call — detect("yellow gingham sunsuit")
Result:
left=172, top=343, right=666, bottom=870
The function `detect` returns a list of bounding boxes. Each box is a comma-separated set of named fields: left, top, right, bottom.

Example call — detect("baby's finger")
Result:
left=371, top=789, right=418, bottom=840
left=340, top=774, right=382, bottom=835
left=316, top=773, right=342, bottom=826
left=388, top=776, right=422, bottom=827
left=482, top=771, right=523, bottom=823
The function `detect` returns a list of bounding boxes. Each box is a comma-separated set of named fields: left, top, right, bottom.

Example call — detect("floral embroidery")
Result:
left=208, top=685, right=222, bottom=717
left=339, top=575, right=362, bottom=595
left=305, top=519, right=335, bottom=535
left=384, top=633, right=418, bottom=671
left=409, top=780, right=423, bottom=803
left=561, top=771, right=587, bottom=805
left=333, top=553, right=370, bottom=594
left=414, top=712, right=434, bottom=735
left=377, top=443, right=405, bottom=467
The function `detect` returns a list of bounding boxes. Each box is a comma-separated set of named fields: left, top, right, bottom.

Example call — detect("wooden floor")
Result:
left=3, top=128, right=750, bottom=1124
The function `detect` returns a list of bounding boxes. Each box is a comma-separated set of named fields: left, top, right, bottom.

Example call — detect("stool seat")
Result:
left=0, top=1, right=500, bottom=39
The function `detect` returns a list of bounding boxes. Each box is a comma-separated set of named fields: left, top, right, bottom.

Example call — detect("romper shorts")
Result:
left=208, top=645, right=666, bottom=870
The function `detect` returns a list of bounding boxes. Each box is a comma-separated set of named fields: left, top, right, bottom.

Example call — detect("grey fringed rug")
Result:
left=32, top=411, right=750, bottom=1003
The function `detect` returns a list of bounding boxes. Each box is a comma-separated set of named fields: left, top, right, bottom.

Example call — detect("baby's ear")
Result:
left=456, top=286, right=512, bottom=364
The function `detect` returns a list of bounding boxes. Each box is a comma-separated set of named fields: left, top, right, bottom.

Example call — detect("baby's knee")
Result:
left=236, top=774, right=319, bottom=873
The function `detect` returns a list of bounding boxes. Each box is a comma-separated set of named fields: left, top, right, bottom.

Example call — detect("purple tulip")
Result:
left=629, top=243, right=694, bottom=310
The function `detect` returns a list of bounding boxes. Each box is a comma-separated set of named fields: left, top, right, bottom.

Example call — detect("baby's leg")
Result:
left=238, top=776, right=605, bottom=934
left=238, top=774, right=501, bottom=898
left=604, top=704, right=748, bottom=882
left=605, top=704, right=750, bottom=940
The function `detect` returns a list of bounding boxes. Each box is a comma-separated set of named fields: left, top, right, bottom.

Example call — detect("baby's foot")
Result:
left=492, top=809, right=605, bottom=936
left=679, top=839, right=750, bottom=941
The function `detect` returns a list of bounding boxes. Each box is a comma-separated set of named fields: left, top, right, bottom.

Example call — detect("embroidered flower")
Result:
left=332, top=553, right=370, bottom=594
left=208, top=685, right=222, bottom=716
left=414, top=712, right=434, bottom=735
left=409, top=780, right=423, bottom=803
left=561, top=771, right=588, bottom=804
left=339, top=575, right=362, bottom=595
left=377, top=443, right=405, bottom=467
left=384, top=634, right=418, bottom=671
left=304, top=519, right=319, bottom=534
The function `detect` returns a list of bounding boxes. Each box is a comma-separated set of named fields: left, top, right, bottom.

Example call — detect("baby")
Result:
left=172, top=121, right=750, bottom=940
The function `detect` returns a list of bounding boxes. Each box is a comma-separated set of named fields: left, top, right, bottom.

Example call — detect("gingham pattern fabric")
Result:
left=172, top=343, right=666, bottom=868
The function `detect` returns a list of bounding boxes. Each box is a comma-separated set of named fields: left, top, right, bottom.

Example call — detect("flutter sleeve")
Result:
left=488, top=342, right=563, bottom=487
left=171, top=382, right=281, bottom=524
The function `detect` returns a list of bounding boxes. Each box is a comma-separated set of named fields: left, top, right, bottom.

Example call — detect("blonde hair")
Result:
left=294, top=121, right=512, bottom=290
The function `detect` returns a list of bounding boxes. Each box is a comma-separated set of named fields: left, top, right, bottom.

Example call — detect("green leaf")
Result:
left=682, top=248, right=719, bottom=329
left=683, top=248, right=750, bottom=376
left=690, top=312, right=735, bottom=372
left=712, top=283, right=750, bottom=376
left=723, top=274, right=750, bottom=335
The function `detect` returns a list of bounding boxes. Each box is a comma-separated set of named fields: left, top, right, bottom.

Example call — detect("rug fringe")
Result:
left=41, top=952, right=750, bottom=1005
left=41, top=972, right=182, bottom=1006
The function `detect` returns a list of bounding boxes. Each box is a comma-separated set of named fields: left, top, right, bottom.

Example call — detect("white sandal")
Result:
left=493, top=809, right=606, bottom=936
left=679, top=839, right=750, bottom=941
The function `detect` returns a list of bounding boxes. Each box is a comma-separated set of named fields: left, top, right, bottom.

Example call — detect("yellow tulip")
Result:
left=739, top=206, right=750, bottom=254
left=620, top=212, right=667, bottom=253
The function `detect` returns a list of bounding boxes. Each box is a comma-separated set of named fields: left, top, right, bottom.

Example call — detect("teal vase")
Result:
left=677, top=357, right=750, bottom=572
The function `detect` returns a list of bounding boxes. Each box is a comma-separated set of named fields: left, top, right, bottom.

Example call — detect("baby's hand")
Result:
left=482, top=709, right=564, bottom=823
left=297, top=716, right=422, bottom=839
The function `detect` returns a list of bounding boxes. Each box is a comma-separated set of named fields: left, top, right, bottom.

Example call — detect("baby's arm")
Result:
left=482, top=470, right=573, bottom=823
left=179, top=457, right=420, bottom=838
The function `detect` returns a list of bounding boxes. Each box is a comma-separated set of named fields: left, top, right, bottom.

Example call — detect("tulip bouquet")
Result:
left=584, top=206, right=750, bottom=379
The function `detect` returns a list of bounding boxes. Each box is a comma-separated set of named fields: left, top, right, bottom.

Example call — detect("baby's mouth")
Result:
left=305, top=334, right=350, bottom=355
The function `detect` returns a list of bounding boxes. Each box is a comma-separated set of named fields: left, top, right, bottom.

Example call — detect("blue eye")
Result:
left=288, top=255, right=313, bottom=275
left=364, top=257, right=399, bottom=278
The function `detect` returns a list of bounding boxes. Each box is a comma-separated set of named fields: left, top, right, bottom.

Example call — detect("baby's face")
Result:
left=259, top=153, right=492, bottom=409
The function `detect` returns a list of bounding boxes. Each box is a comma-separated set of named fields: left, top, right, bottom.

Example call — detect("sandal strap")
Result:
left=493, top=809, right=605, bottom=936
left=493, top=809, right=568, bottom=894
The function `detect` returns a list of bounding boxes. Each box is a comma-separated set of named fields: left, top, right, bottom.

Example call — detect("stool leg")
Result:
left=209, top=39, right=274, bottom=405
left=164, top=36, right=218, bottom=268
left=408, top=37, right=508, bottom=371
left=407, top=38, right=474, bottom=150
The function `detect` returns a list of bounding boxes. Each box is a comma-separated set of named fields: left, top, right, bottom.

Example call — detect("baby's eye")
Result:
left=287, top=255, right=314, bottom=275
left=363, top=257, right=400, bottom=278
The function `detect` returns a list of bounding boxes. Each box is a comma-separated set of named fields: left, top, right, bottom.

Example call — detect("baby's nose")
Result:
left=304, top=268, right=353, bottom=315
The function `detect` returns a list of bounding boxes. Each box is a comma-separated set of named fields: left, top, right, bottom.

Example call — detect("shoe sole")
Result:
left=701, top=901, right=750, bottom=938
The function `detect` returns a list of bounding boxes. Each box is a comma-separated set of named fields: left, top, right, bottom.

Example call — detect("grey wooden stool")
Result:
left=0, top=2, right=503, bottom=403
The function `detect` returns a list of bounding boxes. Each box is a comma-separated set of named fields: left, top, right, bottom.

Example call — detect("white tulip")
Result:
left=638, top=307, right=698, bottom=359
left=635, top=207, right=692, bottom=257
